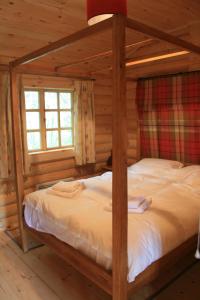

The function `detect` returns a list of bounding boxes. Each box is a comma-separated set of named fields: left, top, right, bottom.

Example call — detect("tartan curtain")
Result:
left=136, top=71, right=200, bottom=164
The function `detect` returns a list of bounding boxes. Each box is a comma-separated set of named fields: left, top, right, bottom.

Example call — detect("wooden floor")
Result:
left=0, top=230, right=200, bottom=300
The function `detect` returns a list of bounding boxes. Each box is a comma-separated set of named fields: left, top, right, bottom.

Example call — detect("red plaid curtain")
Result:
left=136, top=71, right=200, bottom=164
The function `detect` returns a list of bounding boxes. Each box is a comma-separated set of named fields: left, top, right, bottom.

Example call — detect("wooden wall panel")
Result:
left=0, top=74, right=139, bottom=229
left=95, top=77, right=139, bottom=172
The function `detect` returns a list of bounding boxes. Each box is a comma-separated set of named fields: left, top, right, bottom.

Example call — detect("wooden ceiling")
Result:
left=0, top=0, right=200, bottom=78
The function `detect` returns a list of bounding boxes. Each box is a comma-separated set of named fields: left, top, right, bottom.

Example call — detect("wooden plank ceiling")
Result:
left=0, top=0, right=200, bottom=77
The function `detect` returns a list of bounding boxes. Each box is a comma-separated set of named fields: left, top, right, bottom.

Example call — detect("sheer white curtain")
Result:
left=0, top=72, right=30, bottom=179
left=74, top=80, right=95, bottom=165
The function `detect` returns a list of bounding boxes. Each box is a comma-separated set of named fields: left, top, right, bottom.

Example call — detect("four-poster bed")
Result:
left=9, top=14, right=200, bottom=300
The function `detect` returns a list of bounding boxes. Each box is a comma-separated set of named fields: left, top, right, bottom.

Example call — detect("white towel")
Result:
left=127, top=196, right=146, bottom=209
left=104, top=198, right=152, bottom=214
left=52, top=181, right=84, bottom=193
left=47, top=185, right=85, bottom=198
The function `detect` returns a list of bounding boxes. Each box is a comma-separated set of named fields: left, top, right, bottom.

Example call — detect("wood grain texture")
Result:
left=9, top=70, right=27, bottom=250
left=112, top=15, right=128, bottom=300
left=128, top=235, right=197, bottom=295
left=1, top=1, right=200, bottom=76
left=126, top=17, right=200, bottom=55
left=0, top=231, right=200, bottom=300
left=11, top=17, right=112, bottom=67
left=24, top=225, right=112, bottom=295
left=22, top=215, right=198, bottom=299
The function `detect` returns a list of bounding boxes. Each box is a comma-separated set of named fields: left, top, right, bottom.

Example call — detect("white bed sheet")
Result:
left=24, top=170, right=200, bottom=282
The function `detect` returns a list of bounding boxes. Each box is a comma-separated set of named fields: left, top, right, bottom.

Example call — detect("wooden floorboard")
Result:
left=0, top=230, right=200, bottom=300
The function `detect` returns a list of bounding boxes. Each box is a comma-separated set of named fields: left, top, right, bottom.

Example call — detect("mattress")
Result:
left=24, top=169, right=200, bottom=283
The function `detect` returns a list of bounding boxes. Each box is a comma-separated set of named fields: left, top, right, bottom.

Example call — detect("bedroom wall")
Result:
left=95, top=77, right=139, bottom=171
left=0, top=74, right=139, bottom=230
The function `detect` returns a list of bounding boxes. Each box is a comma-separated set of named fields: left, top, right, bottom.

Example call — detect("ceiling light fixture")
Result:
left=87, top=0, right=127, bottom=26
left=126, top=50, right=190, bottom=67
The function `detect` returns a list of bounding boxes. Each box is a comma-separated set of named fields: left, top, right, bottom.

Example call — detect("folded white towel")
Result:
left=127, top=196, right=146, bottom=209
left=105, top=198, right=152, bottom=214
left=48, top=183, right=85, bottom=198
left=107, top=196, right=147, bottom=209
left=128, top=198, right=152, bottom=213
left=52, top=181, right=84, bottom=193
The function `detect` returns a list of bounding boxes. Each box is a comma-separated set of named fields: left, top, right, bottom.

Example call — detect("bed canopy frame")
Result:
left=9, top=15, right=200, bottom=300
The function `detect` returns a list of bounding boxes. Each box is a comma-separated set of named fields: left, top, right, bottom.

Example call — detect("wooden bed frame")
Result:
left=9, top=14, right=200, bottom=300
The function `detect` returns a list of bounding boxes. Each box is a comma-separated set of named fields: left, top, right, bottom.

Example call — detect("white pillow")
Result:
left=128, top=158, right=183, bottom=179
left=129, top=158, right=183, bottom=171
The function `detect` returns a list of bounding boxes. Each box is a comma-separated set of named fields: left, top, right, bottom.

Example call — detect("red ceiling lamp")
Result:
left=87, top=0, right=127, bottom=26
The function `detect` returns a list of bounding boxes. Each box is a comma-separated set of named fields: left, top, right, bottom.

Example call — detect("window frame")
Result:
left=23, top=87, right=74, bottom=154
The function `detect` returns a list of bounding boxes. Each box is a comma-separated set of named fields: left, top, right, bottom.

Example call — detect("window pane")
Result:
left=26, top=112, right=40, bottom=130
left=45, top=92, right=57, bottom=109
left=59, top=92, right=71, bottom=109
left=45, top=111, right=58, bottom=129
left=60, top=111, right=72, bottom=128
left=27, top=132, right=41, bottom=151
left=25, top=91, right=39, bottom=109
left=61, top=130, right=73, bottom=146
left=46, top=130, right=59, bottom=148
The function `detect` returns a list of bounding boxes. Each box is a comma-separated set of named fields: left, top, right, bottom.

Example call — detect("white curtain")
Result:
left=0, top=72, right=14, bottom=179
left=0, top=72, right=30, bottom=179
left=74, top=80, right=95, bottom=165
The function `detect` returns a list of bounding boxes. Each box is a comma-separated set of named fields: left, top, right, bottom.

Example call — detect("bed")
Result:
left=23, top=159, right=200, bottom=285
left=10, top=14, right=200, bottom=299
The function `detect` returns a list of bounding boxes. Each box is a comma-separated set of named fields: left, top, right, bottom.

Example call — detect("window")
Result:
left=24, top=89, right=74, bottom=153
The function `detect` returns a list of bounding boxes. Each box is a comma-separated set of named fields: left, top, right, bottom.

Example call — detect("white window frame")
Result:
left=23, top=88, right=74, bottom=154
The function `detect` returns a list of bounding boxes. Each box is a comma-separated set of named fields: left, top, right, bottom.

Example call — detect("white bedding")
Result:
left=24, top=168, right=200, bottom=283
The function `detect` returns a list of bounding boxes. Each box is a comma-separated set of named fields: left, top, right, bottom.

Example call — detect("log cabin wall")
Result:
left=0, top=74, right=139, bottom=230
left=95, top=77, right=139, bottom=171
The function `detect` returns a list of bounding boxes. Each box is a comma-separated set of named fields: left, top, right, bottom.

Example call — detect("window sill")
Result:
left=29, top=148, right=75, bottom=164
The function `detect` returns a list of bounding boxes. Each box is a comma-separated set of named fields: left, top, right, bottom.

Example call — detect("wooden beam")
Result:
left=0, top=64, right=95, bottom=81
left=25, top=225, right=112, bottom=295
left=55, top=24, right=190, bottom=72
left=0, top=64, right=8, bottom=72
left=55, top=23, right=189, bottom=72
left=112, top=15, right=128, bottom=300
left=10, top=18, right=113, bottom=68
left=9, top=68, right=28, bottom=251
left=55, top=39, right=153, bottom=71
left=16, top=67, right=95, bottom=81
left=126, top=18, right=200, bottom=55
left=128, top=235, right=197, bottom=296
left=91, top=50, right=190, bottom=74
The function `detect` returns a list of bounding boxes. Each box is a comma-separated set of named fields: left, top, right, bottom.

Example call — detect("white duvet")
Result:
left=24, top=168, right=200, bottom=282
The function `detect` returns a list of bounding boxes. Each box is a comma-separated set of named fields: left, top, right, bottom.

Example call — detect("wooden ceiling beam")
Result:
left=0, top=64, right=95, bottom=81
left=126, top=18, right=200, bottom=55
left=55, top=39, right=153, bottom=71
left=90, top=50, right=190, bottom=75
left=55, top=23, right=193, bottom=72
left=10, top=17, right=113, bottom=68
left=9, top=16, right=200, bottom=74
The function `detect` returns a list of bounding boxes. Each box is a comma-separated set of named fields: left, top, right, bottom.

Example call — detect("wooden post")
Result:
left=112, top=15, right=128, bottom=300
left=10, top=68, right=28, bottom=251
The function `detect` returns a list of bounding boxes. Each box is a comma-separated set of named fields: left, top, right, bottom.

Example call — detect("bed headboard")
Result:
left=136, top=71, right=200, bottom=164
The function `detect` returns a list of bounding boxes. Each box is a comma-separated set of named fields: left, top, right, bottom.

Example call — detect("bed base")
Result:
left=24, top=223, right=197, bottom=297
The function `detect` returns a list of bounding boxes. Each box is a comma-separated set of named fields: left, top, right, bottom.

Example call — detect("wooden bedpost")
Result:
left=10, top=67, right=28, bottom=252
left=112, top=15, right=128, bottom=300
